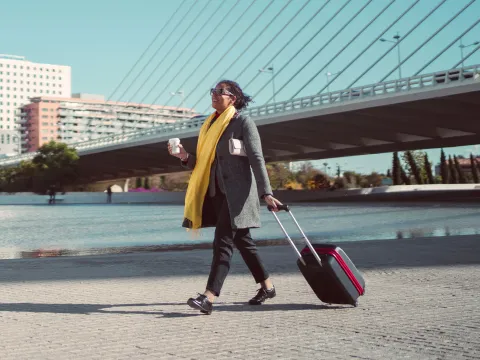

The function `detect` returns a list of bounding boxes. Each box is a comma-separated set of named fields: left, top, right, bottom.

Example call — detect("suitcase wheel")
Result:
left=353, top=300, right=358, bottom=307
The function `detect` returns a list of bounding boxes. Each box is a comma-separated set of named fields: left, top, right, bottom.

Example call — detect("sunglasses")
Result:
left=210, top=88, right=234, bottom=96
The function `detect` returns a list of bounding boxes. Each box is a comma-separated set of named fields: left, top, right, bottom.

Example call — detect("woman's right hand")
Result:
left=167, top=143, right=188, bottom=161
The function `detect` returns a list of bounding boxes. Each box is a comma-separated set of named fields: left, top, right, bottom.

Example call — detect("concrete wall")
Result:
left=0, top=191, right=185, bottom=205
left=1, top=184, right=480, bottom=205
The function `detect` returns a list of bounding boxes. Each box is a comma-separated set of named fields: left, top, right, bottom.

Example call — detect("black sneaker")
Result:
left=249, top=286, right=276, bottom=305
left=187, top=294, right=213, bottom=315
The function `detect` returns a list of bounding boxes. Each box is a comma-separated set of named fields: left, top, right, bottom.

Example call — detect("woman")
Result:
left=168, top=80, right=282, bottom=315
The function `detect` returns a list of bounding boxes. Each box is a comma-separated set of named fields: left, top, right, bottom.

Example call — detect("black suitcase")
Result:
left=268, top=204, right=365, bottom=307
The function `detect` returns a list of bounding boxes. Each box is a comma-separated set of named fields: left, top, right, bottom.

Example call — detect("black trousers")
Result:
left=206, top=191, right=269, bottom=296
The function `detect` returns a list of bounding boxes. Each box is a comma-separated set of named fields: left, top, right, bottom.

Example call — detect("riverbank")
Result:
left=1, top=184, right=480, bottom=205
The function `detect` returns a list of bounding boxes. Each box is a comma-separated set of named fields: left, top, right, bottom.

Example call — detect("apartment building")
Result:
left=0, top=54, right=71, bottom=155
left=21, top=94, right=197, bottom=152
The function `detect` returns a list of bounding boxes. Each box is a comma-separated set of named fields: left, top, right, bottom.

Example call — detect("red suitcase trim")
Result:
left=301, top=247, right=365, bottom=296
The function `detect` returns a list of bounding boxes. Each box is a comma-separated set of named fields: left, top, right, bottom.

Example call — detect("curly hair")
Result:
left=216, top=80, right=253, bottom=111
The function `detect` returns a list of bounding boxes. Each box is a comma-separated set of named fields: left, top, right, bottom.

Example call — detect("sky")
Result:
left=1, top=0, right=479, bottom=174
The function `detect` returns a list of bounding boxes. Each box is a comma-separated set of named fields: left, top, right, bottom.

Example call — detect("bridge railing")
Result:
left=1, top=65, right=478, bottom=167
left=245, top=65, right=479, bottom=117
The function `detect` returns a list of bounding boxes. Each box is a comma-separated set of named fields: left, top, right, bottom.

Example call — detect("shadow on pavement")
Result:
left=0, top=302, right=340, bottom=317
left=0, top=235, right=478, bottom=283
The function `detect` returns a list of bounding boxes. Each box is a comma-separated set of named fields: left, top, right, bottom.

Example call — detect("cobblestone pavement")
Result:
left=0, top=235, right=479, bottom=360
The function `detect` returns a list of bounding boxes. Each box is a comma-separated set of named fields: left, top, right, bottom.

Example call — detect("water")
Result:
left=1, top=202, right=479, bottom=259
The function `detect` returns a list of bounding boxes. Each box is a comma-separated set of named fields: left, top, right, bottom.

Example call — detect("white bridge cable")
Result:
left=452, top=44, right=480, bottom=69
left=113, top=0, right=200, bottom=104
left=126, top=0, right=212, bottom=104
left=180, top=0, right=276, bottom=111
left=263, top=0, right=375, bottom=104
left=106, top=0, right=188, bottom=102
left=241, top=0, right=332, bottom=93
left=416, top=19, right=480, bottom=75
left=251, top=0, right=352, bottom=103
left=194, top=0, right=295, bottom=114
left=290, top=0, right=394, bottom=100
left=379, top=0, right=476, bottom=82
left=317, top=0, right=420, bottom=95
left=160, top=0, right=257, bottom=109
left=346, top=0, right=447, bottom=88
left=142, top=0, right=238, bottom=108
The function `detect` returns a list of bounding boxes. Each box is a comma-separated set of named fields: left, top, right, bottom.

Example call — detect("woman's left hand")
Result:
left=263, top=195, right=283, bottom=212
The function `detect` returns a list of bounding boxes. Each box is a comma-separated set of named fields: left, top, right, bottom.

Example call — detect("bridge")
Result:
left=1, top=65, right=479, bottom=182
left=2, top=0, right=480, bottom=181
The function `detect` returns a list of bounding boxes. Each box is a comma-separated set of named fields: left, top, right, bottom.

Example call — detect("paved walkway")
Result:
left=1, top=235, right=479, bottom=359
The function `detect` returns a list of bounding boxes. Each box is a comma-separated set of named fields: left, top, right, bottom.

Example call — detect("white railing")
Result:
left=1, top=65, right=478, bottom=167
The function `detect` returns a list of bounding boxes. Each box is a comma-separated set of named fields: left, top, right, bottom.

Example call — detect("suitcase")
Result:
left=268, top=204, right=365, bottom=307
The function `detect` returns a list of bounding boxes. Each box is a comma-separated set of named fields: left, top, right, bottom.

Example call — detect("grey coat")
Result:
left=182, top=114, right=272, bottom=229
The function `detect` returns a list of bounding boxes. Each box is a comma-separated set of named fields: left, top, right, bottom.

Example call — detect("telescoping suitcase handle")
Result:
left=267, top=204, right=322, bottom=267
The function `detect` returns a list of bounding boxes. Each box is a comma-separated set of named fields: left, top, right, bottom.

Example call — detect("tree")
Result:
left=294, top=162, right=319, bottom=189
left=448, top=155, right=458, bottom=184
left=266, top=162, right=293, bottom=190
left=310, top=173, right=330, bottom=189
left=423, top=153, right=435, bottom=184
left=392, top=152, right=402, bottom=185
left=470, top=153, right=479, bottom=183
left=365, top=172, right=383, bottom=187
left=401, top=150, right=425, bottom=180
left=386, top=169, right=391, bottom=178
left=454, top=155, right=466, bottom=184
left=400, top=167, right=411, bottom=185
left=144, top=177, right=150, bottom=189
left=440, top=149, right=449, bottom=184
left=0, top=167, right=18, bottom=192
left=405, top=151, right=423, bottom=184
left=32, top=141, right=79, bottom=193
left=135, top=177, right=143, bottom=188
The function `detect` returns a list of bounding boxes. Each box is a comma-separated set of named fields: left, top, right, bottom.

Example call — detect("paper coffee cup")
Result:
left=169, top=138, right=181, bottom=154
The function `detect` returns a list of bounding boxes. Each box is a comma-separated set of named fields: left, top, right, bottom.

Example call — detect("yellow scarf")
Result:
left=183, top=105, right=236, bottom=229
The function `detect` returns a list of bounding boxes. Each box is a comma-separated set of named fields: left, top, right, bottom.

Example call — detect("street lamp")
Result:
left=459, top=38, right=479, bottom=68
left=323, top=162, right=328, bottom=175
left=380, top=32, right=402, bottom=79
left=325, top=70, right=339, bottom=93
left=259, top=65, right=276, bottom=104
left=170, top=90, right=185, bottom=117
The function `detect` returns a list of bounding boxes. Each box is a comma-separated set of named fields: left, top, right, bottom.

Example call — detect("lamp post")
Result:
left=259, top=65, right=276, bottom=104
left=323, top=162, right=328, bottom=175
left=170, top=90, right=185, bottom=116
left=325, top=70, right=340, bottom=93
left=459, top=38, right=479, bottom=68
left=380, top=32, right=402, bottom=79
